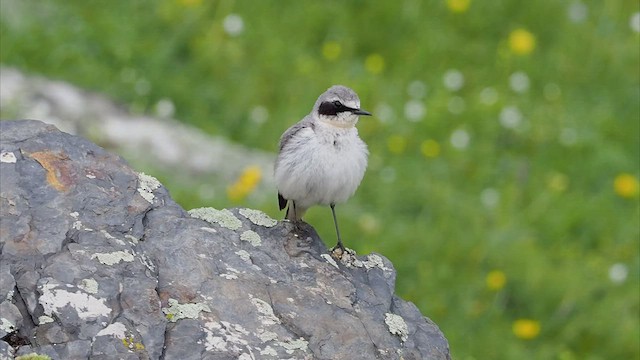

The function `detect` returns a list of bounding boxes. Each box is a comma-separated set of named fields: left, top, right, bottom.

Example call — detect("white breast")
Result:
left=275, top=125, right=368, bottom=209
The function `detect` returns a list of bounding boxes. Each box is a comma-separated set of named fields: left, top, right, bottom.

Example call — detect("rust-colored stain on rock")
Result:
left=28, top=151, right=74, bottom=191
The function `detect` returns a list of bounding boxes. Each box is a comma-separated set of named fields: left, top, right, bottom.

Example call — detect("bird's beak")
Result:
left=352, top=108, right=372, bottom=116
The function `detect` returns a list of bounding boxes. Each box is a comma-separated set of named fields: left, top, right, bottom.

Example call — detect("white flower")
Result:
left=630, top=12, right=640, bottom=33
left=407, top=80, right=427, bottom=99
left=443, top=69, right=465, bottom=91
left=404, top=100, right=426, bottom=122
left=450, top=129, right=470, bottom=149
left=375, top=102, right=395, bottom=124
left=609, top=263, right=628, bottom=284
left=480, top=188, right=500, bottom=209
left=568, top=2, right=588, bottom=23
left=499, top=106, right=523, bottom=129
left=479, top=87, right=499, bottom=105
left=155, top=98, right=175, bottom=118
left=509, top=71, right=530, bottom=93
left=250, top=106, right=268, bottom=124
left=223, top=14, right=244, bottom=36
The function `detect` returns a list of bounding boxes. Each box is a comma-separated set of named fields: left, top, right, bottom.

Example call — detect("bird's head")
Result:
left=312, top=85, right=371, bottom=128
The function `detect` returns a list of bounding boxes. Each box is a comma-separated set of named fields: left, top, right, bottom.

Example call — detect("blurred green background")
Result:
left=1, top=0, right=639, bottom=358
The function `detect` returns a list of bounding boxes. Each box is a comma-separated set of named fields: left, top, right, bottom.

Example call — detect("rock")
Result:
left=0, top=120, right=450, bottom=359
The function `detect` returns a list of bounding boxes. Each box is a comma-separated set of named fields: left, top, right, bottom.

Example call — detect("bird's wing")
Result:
left=275, top=116, right=315, bottom=212
left=278, top=117, right=315, bottom=152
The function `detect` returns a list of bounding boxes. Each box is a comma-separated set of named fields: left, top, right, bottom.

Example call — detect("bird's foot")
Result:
left=330, top=242, right=346, bottom=260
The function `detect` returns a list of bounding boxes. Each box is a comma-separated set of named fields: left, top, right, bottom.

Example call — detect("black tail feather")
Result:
left=278, top=192, right=287, bottom=211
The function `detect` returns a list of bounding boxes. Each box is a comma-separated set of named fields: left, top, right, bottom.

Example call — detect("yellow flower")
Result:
left=485, top=270, right=506, bottom=291
left=508, top=28, right=536, bottom=55
left=322, top=41, right=342, bottom=61
left=227, top=165, right=262, bottom=202
left=614, top=173, right=639, bottom=198
left=358, top=213, right=381, bottom=234
left=513, top=319, right=541, bottom=340
left=387, top=135, right=407, bottom=154
left=447, top=0, right=471, bottom=13
left=420, top=139, right=441, bottom=158
left=365, top=54, right=385, bottom=75
left=547, top=172, right=569, bottom=193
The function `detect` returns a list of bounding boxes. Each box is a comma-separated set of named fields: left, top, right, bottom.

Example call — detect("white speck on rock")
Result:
left=91, top=250, right=134, bottom=265
left=137, top=172, right=161, bottom=203
left=70, top=211, right=79, bottom=218
left=72, top=220, right=83, bottom=230
left=199, top=227, right=217, bottom=234
left=220, top=273, right=239, bottom=280
left=320, top=254, right=339, bottom=269
left=278, top=337, right=309, bottom=354
left=363, top=254, right=392, bottom=272
left=251, top=298, right=281, bottom=325
left=0, top=318, right=15, bottom=333
left=258, top=330, right=278, bottom=342
left=95, top=322, right=127, bottom=339
left=238, top=208, right=277, bottom=227
left=39, top=282, right=111, bottom=320
left=124, top=234, right=139, bottom=244
left=78, top=278, right=99, bottom=294
left=189, top=207, right=243, bottom=230
left=0, top=151, right=16, bottom=163
left=101, top=229, right=125, bottom=245
left=260, top=345, right=278, bottom=356
left=139, top=253, right=156, bottom=272
left=203, top=320, right=250, bottom=352
left=162, top=298, right=211, bottom=322
left=240, top=230, right=261, bottom=246
left=38, top=315, right=54, bottom=325
left=385, top=313, right=409, bottom=342
left=235, top=250, right=252, bottom=263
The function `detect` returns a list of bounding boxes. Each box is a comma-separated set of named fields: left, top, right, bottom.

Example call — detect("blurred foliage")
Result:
left=1, top=0, right=639, bottom=358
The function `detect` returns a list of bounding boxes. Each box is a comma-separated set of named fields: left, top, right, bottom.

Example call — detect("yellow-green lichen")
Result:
left=384, top=313, right=408, bottom=342
left=15, top=354, right=52, bottom=360
left=189, top=208, right=242, bottom=230
left=162, top=298, right=211, bottom=322
left=122, top=334, right=146, bottom=351
left=240, top=230, right=261, bottom=246
left=137, top=172, right=161, bottom=203
left=238, top=208, right=277, bottom=227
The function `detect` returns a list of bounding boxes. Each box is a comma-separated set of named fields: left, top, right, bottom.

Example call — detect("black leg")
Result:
left=330, top=204, right=345, bottom=252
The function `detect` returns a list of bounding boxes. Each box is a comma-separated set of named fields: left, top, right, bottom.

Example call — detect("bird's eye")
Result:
left=332, top=100, right=342, bottom=107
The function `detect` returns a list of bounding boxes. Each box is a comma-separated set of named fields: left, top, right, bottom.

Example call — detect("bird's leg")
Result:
left=290, top=201, right=304, bottom=235
left=329, top=204, right=345, bottom=254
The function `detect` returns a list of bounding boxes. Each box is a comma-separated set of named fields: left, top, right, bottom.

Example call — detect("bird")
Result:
left=274, top=85, right=371, bottom=254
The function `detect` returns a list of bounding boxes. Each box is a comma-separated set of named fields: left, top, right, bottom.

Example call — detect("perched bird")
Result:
left=274, top=85, right=371, bottom=253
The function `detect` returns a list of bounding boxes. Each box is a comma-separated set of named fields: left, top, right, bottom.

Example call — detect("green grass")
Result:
left=2, top=1, right=638, bottom=358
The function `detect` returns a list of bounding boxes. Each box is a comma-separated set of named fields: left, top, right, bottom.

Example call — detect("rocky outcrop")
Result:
left=0, top=120, right=449, bottom=359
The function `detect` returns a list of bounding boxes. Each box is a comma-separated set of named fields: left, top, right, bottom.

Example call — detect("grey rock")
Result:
left=0, top=119, right=450, bottom=359
left=0, top=340, right=15, bottom=360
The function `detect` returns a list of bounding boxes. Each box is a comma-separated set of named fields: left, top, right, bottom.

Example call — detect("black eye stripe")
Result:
left=318, top=101, right=353, bottom=116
